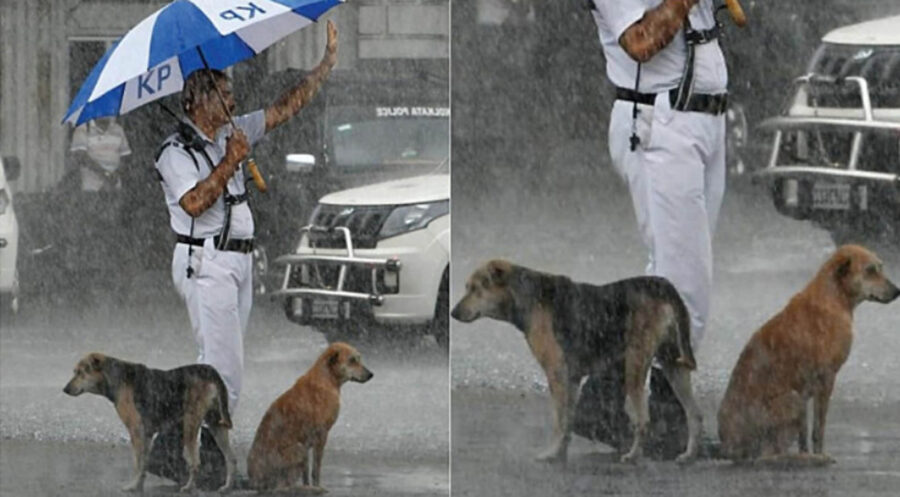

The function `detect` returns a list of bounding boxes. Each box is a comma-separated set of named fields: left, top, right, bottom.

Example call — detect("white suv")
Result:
left=275, top=174, right=449, bottom=347
left=756, top=15, right=900, bottom=247
left=0, top=156, right=20, bottom=313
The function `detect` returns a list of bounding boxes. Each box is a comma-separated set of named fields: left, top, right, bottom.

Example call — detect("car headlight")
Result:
left=379, top=201, right=448, bottom=240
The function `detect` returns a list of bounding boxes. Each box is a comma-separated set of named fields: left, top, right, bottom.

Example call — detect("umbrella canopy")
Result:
left=63, top=0, right=343, bottom=126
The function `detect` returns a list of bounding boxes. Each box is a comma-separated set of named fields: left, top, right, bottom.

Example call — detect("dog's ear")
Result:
left=487, top=260, right=511, bottom=285
left=328, top=350, right=340, bottom=367
left=89, top=354, right=103, bottom=372
left=835, top=256, right=853, bottom=282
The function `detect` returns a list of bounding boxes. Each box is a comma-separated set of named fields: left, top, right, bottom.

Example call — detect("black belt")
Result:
left=615, top=87, right=728, bottom=116
left=175, top=234, right=254, bottom=254
left=616, top=87, right=656, bottom=106
left=176, top=234, right=205, bottom=246
left=215, top=236, right=254, bottom=253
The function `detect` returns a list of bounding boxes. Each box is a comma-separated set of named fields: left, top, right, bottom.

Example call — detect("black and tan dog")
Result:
left=63, top=353, right=236, bottom=492
left=452, top=260, right=702, bottom=463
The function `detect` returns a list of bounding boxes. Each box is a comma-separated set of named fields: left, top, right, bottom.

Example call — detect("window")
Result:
left=809, top=43, right=900, bottom=108
left=69, top=37, right=117, bottom=101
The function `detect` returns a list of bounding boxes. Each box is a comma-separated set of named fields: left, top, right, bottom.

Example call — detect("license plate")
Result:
left=311, top=300, right=339, bottom=319
left=812, top=182, right=851, bottom=210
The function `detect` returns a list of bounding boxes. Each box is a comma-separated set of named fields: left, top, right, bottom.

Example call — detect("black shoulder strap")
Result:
left=672, top=17, right=697, bottom=111
left=155, top=139, right=198, bottom=168
left=154, top=139, right=198, bottom=182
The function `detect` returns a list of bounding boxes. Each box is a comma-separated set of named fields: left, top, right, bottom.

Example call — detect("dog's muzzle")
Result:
left=879, top=279, right=900, bottom=303
left=451, top=302, right=475, bottom=322
left=357, top=368, right=374, bottom=383
left=63, top=381, right=79, bottom=396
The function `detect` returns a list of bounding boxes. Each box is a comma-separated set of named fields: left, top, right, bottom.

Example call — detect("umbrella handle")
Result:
left=247, top=158, right=268, bottom=193
left=724, top=0, right=747, bottom=27
left=193, top=49, right=267, bottom=193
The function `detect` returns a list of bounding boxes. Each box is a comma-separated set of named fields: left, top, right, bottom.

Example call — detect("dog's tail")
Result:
left=670, top=290, right=697, bottom=371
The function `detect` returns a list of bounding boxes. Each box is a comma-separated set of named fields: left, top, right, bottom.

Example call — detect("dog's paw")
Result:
left=813, top=453, right=837, bottom=465
left=675, top=452, right=696, bottom=465
left=298, top=485, right=328, bottom=495
left=216, top=481, right=233, bottom=493
left=121, top=480, right=143, bottom=493
left=178, top=481, right=196, bottom=493
left=534, top=447, right=566, bottom=464
left=620, top=451, right=640, bottom=464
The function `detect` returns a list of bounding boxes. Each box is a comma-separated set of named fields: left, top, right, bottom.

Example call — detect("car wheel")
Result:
left=0, top=294, right=14, bottom=316
left=828, top=219, right=896, bottom=247
left=828, top=225, right=859, bottom=247
left=0, top=274, right=20, bottom=318
left=252, top=245, right=268, bottom=296
left=431, top=268, right=449, bottom=350
left=827, top=221, right=900, bottom=267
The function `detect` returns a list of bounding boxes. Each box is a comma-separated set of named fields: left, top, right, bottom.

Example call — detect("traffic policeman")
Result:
left=155, top=21, right=339, bottom=413
left=591, top=0, right=728, bottom=349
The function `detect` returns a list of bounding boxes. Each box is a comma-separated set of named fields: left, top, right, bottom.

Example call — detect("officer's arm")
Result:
left=619, top=0, right=699, bottom=63
left=179, top=130, right=249, bottom=217
left=264, top=20, right=338, bottom=132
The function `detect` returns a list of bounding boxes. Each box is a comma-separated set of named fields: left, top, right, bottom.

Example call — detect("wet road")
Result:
left=0, top=296, right=448, bottom=496
left=450, top=150, right=900, bottom=496
left=452, top=389, right=900, bottom=497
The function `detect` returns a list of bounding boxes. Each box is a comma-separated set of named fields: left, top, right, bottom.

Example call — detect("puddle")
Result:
left=332, top=466, right=449, bottom=494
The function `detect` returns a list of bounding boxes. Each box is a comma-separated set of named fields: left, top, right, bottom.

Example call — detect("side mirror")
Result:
left=285, top=154, right=315, bottom=174
left=2, top=156, right=21, bottom=181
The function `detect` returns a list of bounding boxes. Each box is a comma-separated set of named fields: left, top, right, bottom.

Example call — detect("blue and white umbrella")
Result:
left=63, top=0, right=343, bottom=126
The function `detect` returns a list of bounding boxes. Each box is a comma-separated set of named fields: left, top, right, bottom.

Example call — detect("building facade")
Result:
left=0, top=0, right=449, bottom=192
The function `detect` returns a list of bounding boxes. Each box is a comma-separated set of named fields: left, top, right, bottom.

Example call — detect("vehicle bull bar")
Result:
left=272, top=225, right=401, bottom=307
left=754, top=73, right=900, bottom=189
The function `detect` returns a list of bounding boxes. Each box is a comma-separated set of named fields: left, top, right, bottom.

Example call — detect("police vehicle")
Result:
left=756, top=15, right=900, bottom=249
left=255, top=63, right=450, bottom=346
left=276, top=172, right=449, bottom=347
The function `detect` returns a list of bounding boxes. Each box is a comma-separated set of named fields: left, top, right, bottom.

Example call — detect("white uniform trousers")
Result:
left=172, top=240, right=253, bottom=411
left=608, top=94, right=726, bottom=348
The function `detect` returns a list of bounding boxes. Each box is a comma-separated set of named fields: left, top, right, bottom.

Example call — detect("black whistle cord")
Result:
left=630, top=62, right=643, bottom=152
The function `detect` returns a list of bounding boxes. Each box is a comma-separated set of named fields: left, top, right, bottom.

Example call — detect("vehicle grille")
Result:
left=309, top=204, right=393, bottom=249
left=287, top=262, right=395, bottom=295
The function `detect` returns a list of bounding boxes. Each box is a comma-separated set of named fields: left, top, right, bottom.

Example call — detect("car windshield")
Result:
left=808, top=43, right=900, bottom=108
left=328, top=106, right=449, bottom=174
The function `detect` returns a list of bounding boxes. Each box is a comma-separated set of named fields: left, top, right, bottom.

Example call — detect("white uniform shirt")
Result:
left=155, top=110, right=266, bottom=239
left=591, top=0, right=728, bottom=94
left=70, top=120, right=132, bottom=191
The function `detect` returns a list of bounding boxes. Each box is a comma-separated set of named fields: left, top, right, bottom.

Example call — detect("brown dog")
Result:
left=247, top=342, right=373, bottom=492
left=452, top=260, right=702, bottom=464
left=718, top=245, right=899, bottom=464
left=63, top=353, right=236, bottom=492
